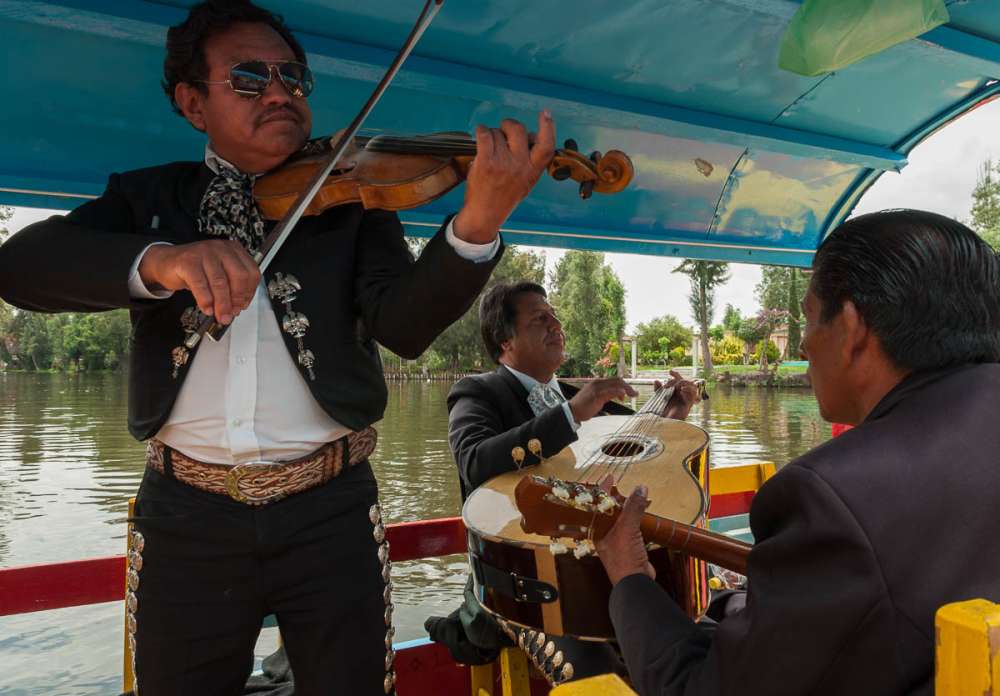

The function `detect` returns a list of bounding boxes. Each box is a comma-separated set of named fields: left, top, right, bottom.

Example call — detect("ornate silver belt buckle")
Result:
left=224, top=462, right=284, bottom=505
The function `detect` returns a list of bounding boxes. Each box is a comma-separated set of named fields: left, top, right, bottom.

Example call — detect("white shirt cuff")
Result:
left=128, top=243, right=175, bottom=299
left=445, top=218, right=500, bottom=263
left=561, top=402, right=580, bottom=432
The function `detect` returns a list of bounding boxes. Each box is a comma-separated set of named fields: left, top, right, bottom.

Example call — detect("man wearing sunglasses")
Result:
left=0, top=1, right=554, bottom=695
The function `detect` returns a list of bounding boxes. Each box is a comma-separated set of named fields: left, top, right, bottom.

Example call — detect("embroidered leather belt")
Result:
left=145, top=427, right=378, bottom=505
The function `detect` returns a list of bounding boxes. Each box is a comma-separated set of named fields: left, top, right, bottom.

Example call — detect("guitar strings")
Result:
left=575, top=384, right=673, bottom=486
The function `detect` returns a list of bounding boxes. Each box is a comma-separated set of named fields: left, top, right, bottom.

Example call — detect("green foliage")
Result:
left=751, top=339, right=781, bottom=365
left=710, top=335, right=744, bottom=365
left=672, top=260, right=730, bottom=376
left=721, top=304, right=742, bottom=333
left=422, top=245, right=546, bottom=371
left=634, top=314, right=692, bottom=366
left=668, top=345, right=688, bottom=366
left=708, top=325, right=725, bottom=341
left=755, top=266, right=806, bottom=358
left=549, top=251, right=626, bottom=376
left=970, top=158, right=1000, bottom=250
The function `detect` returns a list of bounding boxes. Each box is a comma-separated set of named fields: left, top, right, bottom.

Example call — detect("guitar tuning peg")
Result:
left=527, top=439, right=543, bottom=458
left=579, top=180, right=594, bottom=200
left=511, top=446, right=526, bottom=468
left=563, top=138, right=578, bottom=152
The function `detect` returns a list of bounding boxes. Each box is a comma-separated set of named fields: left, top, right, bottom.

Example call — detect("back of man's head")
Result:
left=479, top=281, right=547, bottom=364
left=812, top=209, right=1000, bottom=371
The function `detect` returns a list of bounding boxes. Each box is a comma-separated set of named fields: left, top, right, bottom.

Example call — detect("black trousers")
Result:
left=129, top=461, right=394, bottom=696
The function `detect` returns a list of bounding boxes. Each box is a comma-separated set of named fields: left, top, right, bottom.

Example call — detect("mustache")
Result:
left=256, top=105, right=301, bottom=125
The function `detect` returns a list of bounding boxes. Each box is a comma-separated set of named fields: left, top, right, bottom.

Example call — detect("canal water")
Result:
left=0, top=372, right=828, bottom=695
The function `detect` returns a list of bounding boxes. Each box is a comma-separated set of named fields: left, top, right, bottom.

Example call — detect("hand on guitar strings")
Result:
left=655, top=369, right=703, bottom=421
left=595, top=479, right=656, bottom=586
left=568, top=377, right=638, bottom=424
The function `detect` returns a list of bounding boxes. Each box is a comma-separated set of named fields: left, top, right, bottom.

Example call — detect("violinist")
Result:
left=0, top=1, right=554, bottom=694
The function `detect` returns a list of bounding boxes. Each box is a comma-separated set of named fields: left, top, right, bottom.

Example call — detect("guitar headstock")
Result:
left=514, top=474, right=627, bottom=557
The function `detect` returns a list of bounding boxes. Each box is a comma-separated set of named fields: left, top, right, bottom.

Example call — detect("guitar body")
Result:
left=463, top=414, right=711, bottom=640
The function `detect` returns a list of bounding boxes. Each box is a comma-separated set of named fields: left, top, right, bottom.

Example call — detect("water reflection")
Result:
left=0, top=373, right=827, bottom=695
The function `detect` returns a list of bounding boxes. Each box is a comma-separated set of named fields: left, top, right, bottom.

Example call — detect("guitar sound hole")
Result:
left=601, top=440, right=645, bottom=457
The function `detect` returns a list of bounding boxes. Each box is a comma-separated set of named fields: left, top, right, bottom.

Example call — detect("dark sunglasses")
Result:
left=198, top=60, right=314, bottom=99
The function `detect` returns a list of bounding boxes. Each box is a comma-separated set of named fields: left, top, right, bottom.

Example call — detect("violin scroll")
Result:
left=547, top=148, right=633, bottom=199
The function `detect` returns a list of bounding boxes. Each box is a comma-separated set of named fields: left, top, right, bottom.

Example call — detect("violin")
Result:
left=253, top=132, right=634, bottom=220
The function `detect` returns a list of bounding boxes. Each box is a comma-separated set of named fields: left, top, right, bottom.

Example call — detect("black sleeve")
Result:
left=608, top=465, right=896, bottom=696
left=0, top=174, right=171, bottom=312
left=448, top=379, right=579, bottom=493
left=353, top=210, right=502, bottom=359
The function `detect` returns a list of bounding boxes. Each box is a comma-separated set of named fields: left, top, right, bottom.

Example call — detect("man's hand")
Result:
left=596, top=484, right=655, bottom=586
left=655, top=370, right=702, bottom=421
left=138, top=240, right=260, bottom=324
left=568, top=377, right=638, bottom=424
left=452, top=111, right=556, bottom=244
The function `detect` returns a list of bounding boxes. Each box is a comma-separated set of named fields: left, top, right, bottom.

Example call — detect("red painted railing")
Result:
left=0, top=489, right=759, bottom=619
left=0, top=517, right=468, bottom=618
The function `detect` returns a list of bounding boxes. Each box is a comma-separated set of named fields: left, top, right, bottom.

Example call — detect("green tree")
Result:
left=755, top=265, right=807, bottom=358
left=970, top=158, right=1000, bottom=249
left=634, top=315, right=692, bottom=365
left=0, top=206, right=13, bottom=366
left=721, top=303, right=742, bottom=333
left=736, top=317, right=765, bottom=364
left=549, top=251, right=626, bottom=376
left=424, top=245, right=546, bottom=371
left=672, top=260, right=730, bottom=377
left=754, top=307, right=790, bottom=369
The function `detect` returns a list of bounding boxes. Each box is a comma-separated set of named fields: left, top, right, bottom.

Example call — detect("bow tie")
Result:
left=527, top=382, right=565, bottom=416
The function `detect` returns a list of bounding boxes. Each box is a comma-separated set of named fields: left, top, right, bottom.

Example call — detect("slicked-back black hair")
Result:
left=812, top=209, right=1000, bottom=370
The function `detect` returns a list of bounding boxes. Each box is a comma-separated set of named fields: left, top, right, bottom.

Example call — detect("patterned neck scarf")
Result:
left=197, top=161, right=265, bottom=256
left=526, top=382, right=566, bottom=416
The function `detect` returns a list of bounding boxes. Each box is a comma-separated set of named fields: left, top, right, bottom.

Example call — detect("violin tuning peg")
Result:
left=512, top=446, right=526, bottom=468
left=563, top=138, right=578, bottom=152
left=527, top=439, right=543, bottom=458
left=589, top=150, right=602, bottom=163
left=551, top=166, right=572, bottom=181
left=579, top=180, right=594, bottom=200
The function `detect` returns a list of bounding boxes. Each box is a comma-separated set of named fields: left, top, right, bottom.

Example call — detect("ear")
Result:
left=174, top=83, right=208, bottom=132
left=838, top=300, right=870, bottom=364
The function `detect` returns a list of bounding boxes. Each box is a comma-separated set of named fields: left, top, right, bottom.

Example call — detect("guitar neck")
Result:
left=639, top=514, right=751, bottom=575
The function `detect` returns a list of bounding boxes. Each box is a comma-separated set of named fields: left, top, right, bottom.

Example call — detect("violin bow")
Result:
left=185, top=0, right=445, bottom=349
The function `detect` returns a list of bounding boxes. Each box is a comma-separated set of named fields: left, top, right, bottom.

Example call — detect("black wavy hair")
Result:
left=811, top=209, right=1000, bottom=370
left=162, top=0, right=306, bottom=115
left=479, top=281, right=547, bottom=364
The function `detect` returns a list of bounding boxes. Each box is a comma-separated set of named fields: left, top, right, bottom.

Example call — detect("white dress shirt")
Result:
left=128, top=145, right=499, bottom=465
left=501, top=365, right=579, bottom=432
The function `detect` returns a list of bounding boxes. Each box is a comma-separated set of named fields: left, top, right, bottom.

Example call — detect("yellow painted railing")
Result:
left=551, top=674, right=636, bottom=694
left=936, top=599, right=1000, bottom=694
left=709, top=461, right=777, bottom=497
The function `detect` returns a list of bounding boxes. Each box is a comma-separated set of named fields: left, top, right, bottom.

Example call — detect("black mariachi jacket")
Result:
left=0, top=161, right=502, bottom=439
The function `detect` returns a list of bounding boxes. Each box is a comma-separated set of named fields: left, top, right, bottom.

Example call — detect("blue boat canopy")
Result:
left=3, top=0, right=1000, bottom=266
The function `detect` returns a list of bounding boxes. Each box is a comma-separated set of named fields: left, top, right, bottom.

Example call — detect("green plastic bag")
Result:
left=778, top=0, right=950, bottom=76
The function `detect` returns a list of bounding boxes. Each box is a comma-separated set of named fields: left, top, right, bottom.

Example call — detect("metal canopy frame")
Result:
left=2, top=0, right=1000, bottom=267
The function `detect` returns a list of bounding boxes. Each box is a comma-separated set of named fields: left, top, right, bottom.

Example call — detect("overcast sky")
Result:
left=8, top=99, right=1000, bottom=332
